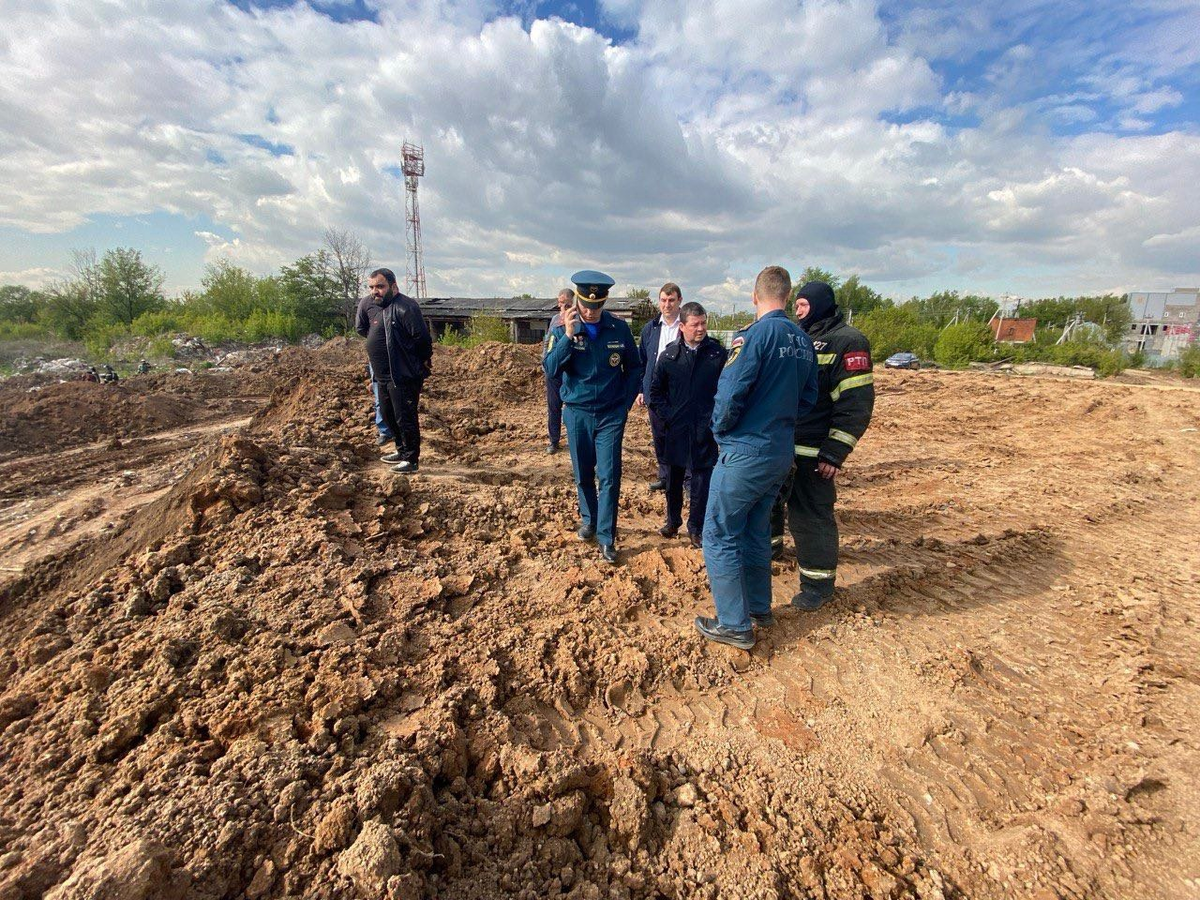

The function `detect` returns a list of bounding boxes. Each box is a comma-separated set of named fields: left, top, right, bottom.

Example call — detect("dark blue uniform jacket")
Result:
left=711, top=309, right=818, bottom=459
left=543, top=311, right=643, bottom=412
left=647, top=335, right=727, bottom=470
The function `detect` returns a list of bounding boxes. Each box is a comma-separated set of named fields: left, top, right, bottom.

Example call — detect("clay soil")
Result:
left=1, top=340, right=1198, bottom=900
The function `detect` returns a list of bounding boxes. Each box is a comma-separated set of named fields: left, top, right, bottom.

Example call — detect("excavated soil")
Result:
left=1, top=342, right=1198, bottom=900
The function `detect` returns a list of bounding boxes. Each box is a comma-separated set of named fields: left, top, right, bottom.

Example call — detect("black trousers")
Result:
left=666, top=464, right=712, bottom=536
left=545, top=375, right=563, bottom=446
left=784, top=461, right=839, bottom=596
left=647, top=408, right=670, bottom=483
left=379, top=378, right=422, bottom=465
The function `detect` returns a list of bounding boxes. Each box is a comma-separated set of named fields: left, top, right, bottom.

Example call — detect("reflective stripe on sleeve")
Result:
left=829, top=372, right=874, bottom=401
left=794, top=445, right=821, bottom=457
left=816, top=353, right=837, bottom=365
left=799, top=566, right=836, bottom=580
left=828, top=428, right=858, bottom=448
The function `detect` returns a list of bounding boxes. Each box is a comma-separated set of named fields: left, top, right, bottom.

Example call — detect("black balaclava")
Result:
left=795, top=281, right=836, bottom=330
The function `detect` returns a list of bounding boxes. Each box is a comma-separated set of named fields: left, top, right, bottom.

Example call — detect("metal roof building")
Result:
left=419, top=296, right=641, bottom=344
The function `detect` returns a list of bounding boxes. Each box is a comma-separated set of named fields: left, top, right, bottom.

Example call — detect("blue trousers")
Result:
left=369, top=363, right=393, bottom=439
left=546, top=375, right=563, bottom=446
left=564, top=404, right=627, bottom=546
left=702, top=451, right=792, bottom=632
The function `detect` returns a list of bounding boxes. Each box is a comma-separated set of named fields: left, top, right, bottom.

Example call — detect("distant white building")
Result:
left=1125, top=288, right=1199, bottom=363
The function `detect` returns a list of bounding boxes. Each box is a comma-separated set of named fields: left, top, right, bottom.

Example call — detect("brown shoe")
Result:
left=658, top=524, right=679, bottom=538
left=688, top=532, right=702, bottom=549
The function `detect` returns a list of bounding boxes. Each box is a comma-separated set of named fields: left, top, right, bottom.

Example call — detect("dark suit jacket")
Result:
left=638, top=315, right=670, bottom=398
left=647, top=335, right=728, bottom=469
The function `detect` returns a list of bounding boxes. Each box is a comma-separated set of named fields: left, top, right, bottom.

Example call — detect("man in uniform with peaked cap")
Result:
left=543, top=270, right=643, bottom=564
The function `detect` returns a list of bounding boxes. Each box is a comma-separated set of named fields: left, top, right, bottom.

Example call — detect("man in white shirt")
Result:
left=636, top=283, right=683, bottom=491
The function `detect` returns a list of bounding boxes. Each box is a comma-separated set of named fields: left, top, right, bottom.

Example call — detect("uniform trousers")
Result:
left=787, top=462, right=839, bottom=598
left=564, top=404, right=627, bottom=546
left=702, top=451, right=792, bottom=632
left=545, top=375, right=564, bottom=446
left=378, top=377, right=422, bottom=465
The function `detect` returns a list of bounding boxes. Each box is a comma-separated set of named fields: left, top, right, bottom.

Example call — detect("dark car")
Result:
left=884, top=352, right=921, bottom=370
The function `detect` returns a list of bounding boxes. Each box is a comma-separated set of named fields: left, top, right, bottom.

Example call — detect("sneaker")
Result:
left=377, top=434, right=393, bottom=446
left=688, top=532, right=703, bottom=549
left=600, top=545, right=618, bottom=565
left=648, top=479, right=665, bottom=492
left=577, top=524, right=596, bottom=542
left=547, top=444, right=560, bottom=455
left=694, top=616, right=755, bottom=650
left=750, top=610, right=775, bottom=628
left=391, top=461, right=419, bottom=474
left=658, top=524, right=679, bottom=538
left=381, top=451, right=403, bottom=463
left=791, top=590, right=831, bottom=612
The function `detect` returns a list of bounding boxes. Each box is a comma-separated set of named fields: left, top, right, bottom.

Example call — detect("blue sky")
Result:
left=1, top=0, right=1197, bottom=307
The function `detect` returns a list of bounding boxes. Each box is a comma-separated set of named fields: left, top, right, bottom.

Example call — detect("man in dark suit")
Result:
left=636, top=282, right=683, bottom=491
left=647, top=302, right=727, bottom=548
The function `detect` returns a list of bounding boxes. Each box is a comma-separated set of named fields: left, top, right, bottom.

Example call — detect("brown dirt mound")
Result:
left=1, top=346, right=1198, bottom=899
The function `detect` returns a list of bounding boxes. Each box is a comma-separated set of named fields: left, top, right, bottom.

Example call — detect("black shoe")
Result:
left=770, top=536, right=784, bottom=560
left=750, top=610, right=775, bottom=628
left=547, top=444, right=559, bottom=455
left=600, top=545, right=618, bottom=565
left=377, top=434, right=393, bottom=446
left=658, top=524, right=679, bottom=538
left=649, top=479, right=665, bottom=491
left=577, top=524, right=596, bottom=542
left=791, top=590, right=831, bottom=612
left=391, top=461, right=419, bottom=474
left=688, top=532, right=703, bottom=549
left=694, top=616, right=754, bottom=650
left=381, top=451, right=403, bottom=463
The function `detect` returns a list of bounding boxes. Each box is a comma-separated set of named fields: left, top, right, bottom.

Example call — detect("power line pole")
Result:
left=401, top=142, right=427, bottom=300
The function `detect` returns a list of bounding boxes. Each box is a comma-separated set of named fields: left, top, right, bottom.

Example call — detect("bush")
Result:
left=437, top=327, right=469, bottom=347
left=83, top=322, right=130, bottom=359
left=0, top=321, right=52, bottom=341
left=131, top=309, right=186, bottom=336
left=243, top=309, right=302, bottom=342
left=148, top=336, right=177, bottom=359
left=189, top=313, right=243, bottom=344
left=856, top=307, right=939, bottom=360
left=468, top=315, right=511, bottom=345
left=933, top=321, right=993, bottom=368
left=1177, top=346, right=1200, bottom=378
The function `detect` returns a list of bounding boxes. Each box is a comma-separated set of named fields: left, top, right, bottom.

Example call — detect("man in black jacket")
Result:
left=771, top=280, right=875, bottom=609
left=356, top=268, right=433, bottom=474
left=636, top=283, right=683, bottom=490
left=647, top=302, right=727, bottom=548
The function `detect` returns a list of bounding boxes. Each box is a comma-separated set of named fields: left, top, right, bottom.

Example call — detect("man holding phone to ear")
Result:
left=543, top=270, right=643, bottom=565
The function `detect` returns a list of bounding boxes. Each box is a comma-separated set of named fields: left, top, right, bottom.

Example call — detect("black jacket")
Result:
left=647, top=335, right=728, bottom=469
left=356, top=293, right=433, bottom=384
left=638, top=315, right=679, bottom=399
left=794, top=308, right=874, bottom=467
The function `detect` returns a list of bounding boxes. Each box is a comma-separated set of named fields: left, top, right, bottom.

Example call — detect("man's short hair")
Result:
left=754, top=266, right=791, bottom=304
left=557, top=288, right=573, bottom=300
left=659, top=282, right=682, bottom=300
left=680, top=301, right=706, bottom=323
left=370, top=268, right=397, bottom=287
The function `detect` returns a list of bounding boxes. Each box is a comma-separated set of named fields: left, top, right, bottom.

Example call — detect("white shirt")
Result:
left=656, top=316, right=681, bottom=359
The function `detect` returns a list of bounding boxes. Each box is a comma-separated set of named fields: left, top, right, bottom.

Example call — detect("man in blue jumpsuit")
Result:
left=695, top=266, right=818, bottom=650
left=543, top=270, right=643, bottom=565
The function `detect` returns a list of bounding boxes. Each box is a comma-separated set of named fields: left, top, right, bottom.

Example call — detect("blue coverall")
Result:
left=703, top=309, right=818, bottom=631
left=543, top=311, right=643, bottom=546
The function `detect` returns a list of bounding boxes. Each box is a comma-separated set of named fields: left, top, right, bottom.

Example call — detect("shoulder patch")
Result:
left=844, top=350, right=871, bottom=372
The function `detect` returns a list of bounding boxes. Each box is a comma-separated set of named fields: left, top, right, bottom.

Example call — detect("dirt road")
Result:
left=0, top=342, right=1197, bottom=899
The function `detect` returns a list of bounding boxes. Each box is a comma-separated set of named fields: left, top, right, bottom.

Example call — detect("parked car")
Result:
left=884, top=352, right=921, bottom=370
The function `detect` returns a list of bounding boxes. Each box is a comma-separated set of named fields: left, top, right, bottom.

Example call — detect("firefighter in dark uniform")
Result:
left=543, top=270, right=642, bottom=565
left=772, top=280, right=875, bottom=610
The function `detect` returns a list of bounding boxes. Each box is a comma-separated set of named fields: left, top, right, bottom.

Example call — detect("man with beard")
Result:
left=543, top=270, right=642, bottom=565
left=355, top=268, right=433, bottom=474
left=771, top=280, right=875, bottom=611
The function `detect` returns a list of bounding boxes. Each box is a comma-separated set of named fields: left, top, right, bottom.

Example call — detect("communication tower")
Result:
left=401, top=142, right=427, bottom=300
